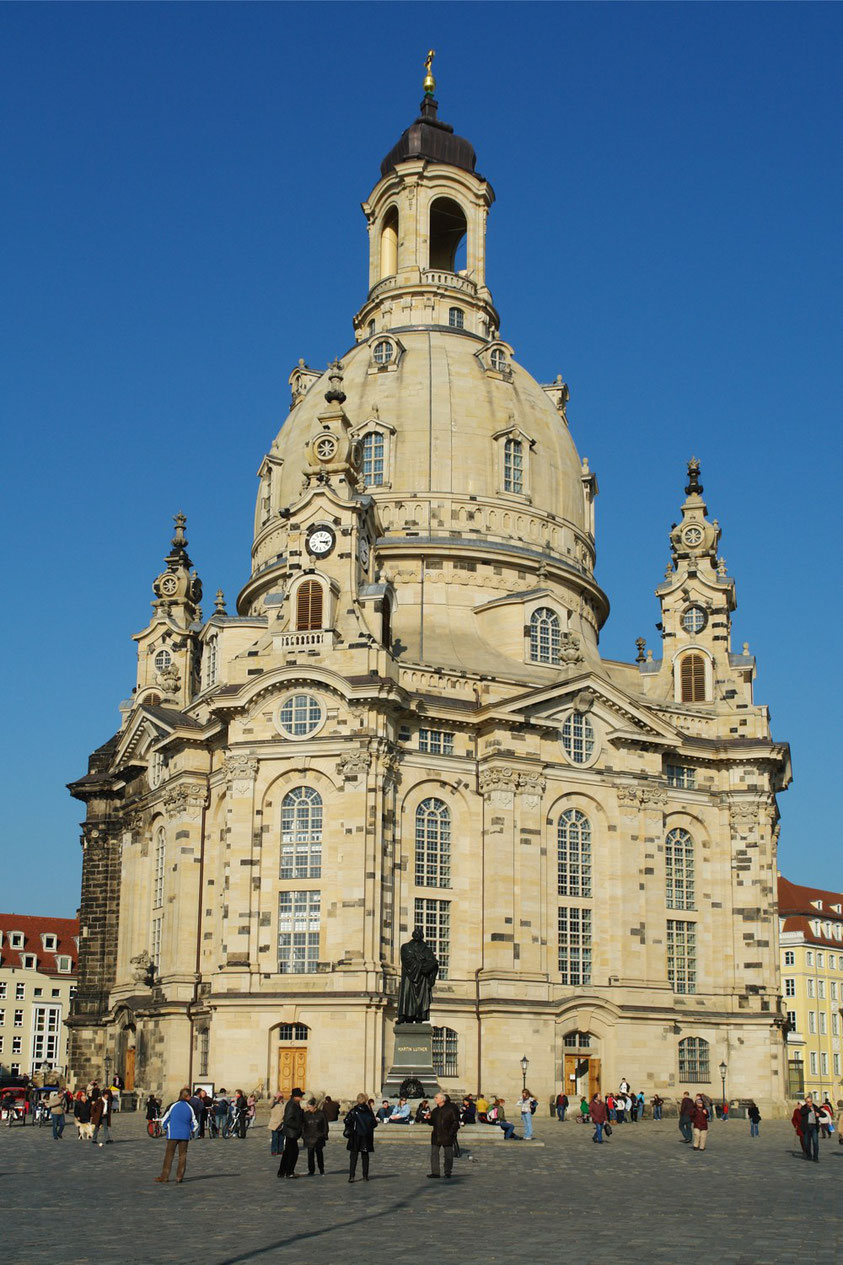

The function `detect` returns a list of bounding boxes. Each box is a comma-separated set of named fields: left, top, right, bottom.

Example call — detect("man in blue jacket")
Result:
left=155, top=1088, right=199, bottom=1183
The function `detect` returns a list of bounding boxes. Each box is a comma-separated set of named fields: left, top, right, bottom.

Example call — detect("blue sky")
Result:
left=2, top=3, right=841, bottom=914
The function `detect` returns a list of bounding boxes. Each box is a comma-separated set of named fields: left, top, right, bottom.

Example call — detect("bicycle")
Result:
left=147, top=1116, right=164, bottom=1138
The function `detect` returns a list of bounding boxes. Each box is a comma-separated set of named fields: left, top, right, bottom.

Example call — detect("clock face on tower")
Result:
left=306, top=525, right=336, bottom=558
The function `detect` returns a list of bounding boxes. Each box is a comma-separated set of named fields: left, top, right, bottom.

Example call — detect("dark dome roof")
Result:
left=380, top=97, right=477, bottom=178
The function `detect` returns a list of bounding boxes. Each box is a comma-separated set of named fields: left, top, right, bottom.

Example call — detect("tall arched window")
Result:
left=432, top=1026, right=458, bottom=1077
left=415, top=798, right=451, bottom=888
left=281, top=787, right=322, bottom=879
left=558, top=809, right=592, bottom=897
left=362, top=431, right=385, bottom=486
left=530, top=607, right=561, bottom=664
left=296, top=580, right=323, bottom=631
left=380, top=206, right=398, bottom=278
left=665, top=828, right=695, bottom=910
left=678, top=1036, right=710, bottom=1082
left=151, top=826, right=165, bottom=969
left=382, top=596, right=392, bottom=650
left=204, top=635, right=218, bottom=689
left=448, top=306, right=464, bottom=329
left=429, top=197, right=467, bottom=271
left=504, top=437, right=523, bottom=493
left=680, top=653, right=706, bottom=702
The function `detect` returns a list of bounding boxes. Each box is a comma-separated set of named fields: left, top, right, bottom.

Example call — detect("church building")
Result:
left=68, top=71, right=792, bottom=1112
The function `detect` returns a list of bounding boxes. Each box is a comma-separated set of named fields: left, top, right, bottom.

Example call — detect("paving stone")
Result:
left=3, top=1115, right=842, bottom=1264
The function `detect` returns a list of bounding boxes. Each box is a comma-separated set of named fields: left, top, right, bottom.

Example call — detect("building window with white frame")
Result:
left=280, top=787, right=322, bottom=879
left=665, top=828, right=695, bottom=910
left=12, top=1036, right=22, bottom=1055
left=414, top=898, right=450, bottom=979
left=667, top=920, right=697, bottom=994
left=14, top=1009, right=23, bottom=1027
left=557, top=809, right=592, bottom=898
left=808, top=1011, right=816, bottom=1034
left=503, top=436, right=523, bottom=493
left=154, top=648, right=172, bottom=672
left=361, top=431, right=385, bottom=486
left=0, top=983, right=5, bottom=999
left=15, top=983, right=24, bottom=1001
left=22, top=955, right=36, bottom=969
left=807, top=978, right=814, bottom=997
left=278, top=891, right=321, bottom=974
left=530, top=607, right=560, bottom=664
left=810, top=1051, right=818, bottom=1075
left=784, top=977, right=795, bottom=997
left=558, top=906, right=592, bottom=985
left=373, top=339, right=394, bottom=365
left=678, top=1036, right=710, bottom=1082
left=415, top=799, right=452, bottom=889
left=418, top=729, right=454, bottom=756
left=31, top=1005, right=61, bottom=1068
left=448, top=307, right=464, bottom=329
left=205, top=635, right=218, bottom=689
left=819, top=1012, right=827, bottom=1035
left=784, top=950, right=795, bottom=966
left=278, top=693, right=323, bottom=738
left=561, top=711, right=596, bottom=765
left=806, top=950, right=814, bottom=966
left=786, top=1010, right=797, bottom=1030
left=490, top=347, right=507, bottom=373
left=834, top=1053, right=841, bottom=1077
left=818, top=979, right=826, bottom=999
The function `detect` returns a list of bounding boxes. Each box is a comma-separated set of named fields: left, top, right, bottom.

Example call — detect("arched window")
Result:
left=380, top=206, right=398, bottom=278
left=504, top=437, right=523, bottom=493
left=154, top=649, right=172, bottom=672
left=562, top=1030, right=591, bottom=1049
left=415, top=798, right=451, bottom=888
left=558, top=809, right=592, bottom=897
left=281, top=787, right=322, bottom=879
left=561, top=713, right=596, bottom=764
left=362, top=431, right=385, bottom=486
left=278, top=1023, right=309, bottom=1042
left=680, top=653, right=706, bottom=702
left=678, top=1036, right=710, bottom=1082
left=665, top=828, right=695, bottom=910
left=530, top=607, right=561, bottom=664
left=429, top=197, right=467, bottom=271
left=490, top=347, right=507, bottom=372
left=448, top=306, right=464, bottom=329
left=367, top=319, right=376, bottom=339
left=296, top=580, right=323, bottom=631
left=205, top=635, right=218, bottom=689
left=151, top=826, right=165, bottom=969
left=432, top=1026, right=458, bottom=1077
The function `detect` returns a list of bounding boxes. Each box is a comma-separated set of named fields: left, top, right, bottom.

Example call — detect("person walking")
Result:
left=427, top=1092, right=460, bottom=1179
left=303, top=1097, right=328, bottom=1175
left=678, top=1093, right=695, bottom=1143
left=590, top=1092, right=608, bottom=1144
left=235, top=1089, right=249, bottom=1140
left=800, top=1094, right=820, bottom=1162
left=555, top=1091, right=568, bottom=1122
left=691, top=1095, right=709, bottom=1151
left=791, top=1100, right=807, bottom=1157
left=747, top=1101, right=761, bottom=1138
left=518, top=1088, right=536, bottom=1140
left=277, top=1088, right=304, bottom=1178
left=47, top=1089, right=65, bottom=1140
left=155, top=1088, right=199, bottom=1183
left=345, top=1092, right=377, bottom=1182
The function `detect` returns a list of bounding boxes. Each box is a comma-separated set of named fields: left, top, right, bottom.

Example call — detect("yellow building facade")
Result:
left=779, top=876, right=843, bottom=1104
left=67, top=85, right=792, bottom=1113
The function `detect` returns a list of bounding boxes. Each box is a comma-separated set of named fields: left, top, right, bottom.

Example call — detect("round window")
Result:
left=276, top=693, right=324, bottom=739
left=373, top=340, right=394, bottom=366
left=560, top=711, right=596, bottom=765
left=154, top=649, right=172, bottom=672
left=682, top=605, right=707, bottom=635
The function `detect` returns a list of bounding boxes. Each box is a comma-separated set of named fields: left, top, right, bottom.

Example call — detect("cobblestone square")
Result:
left=3, top=1113, right=841, bottom=1264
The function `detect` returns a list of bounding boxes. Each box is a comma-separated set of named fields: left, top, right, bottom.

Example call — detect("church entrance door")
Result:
left=124, top=1048, right=135, bottom=1092
left=564, top=1054, right=601, bottom=1100
left=278, top=1047, right=307, bottom=1096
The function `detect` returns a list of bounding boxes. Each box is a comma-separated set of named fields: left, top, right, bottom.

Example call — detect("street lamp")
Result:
left=520, top=1055, right=529, bottom=1092
left=719, top=1060, right=727, bottom=1115
left=104, top=1054, right=112, bottom=1088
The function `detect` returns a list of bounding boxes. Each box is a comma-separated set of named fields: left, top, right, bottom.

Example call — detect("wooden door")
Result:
left=278, top=1047, right=307, bottom=1096
left=588, top=1058, right=601, bottom=1100
left=124, top=1048, right=135, bottom=1093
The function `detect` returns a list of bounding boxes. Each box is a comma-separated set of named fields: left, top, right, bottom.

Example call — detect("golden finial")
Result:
left=423, top=49, right=436, bottom=96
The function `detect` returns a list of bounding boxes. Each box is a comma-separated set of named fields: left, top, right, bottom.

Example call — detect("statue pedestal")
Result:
left=382, top=1023, right=440, bottom=1099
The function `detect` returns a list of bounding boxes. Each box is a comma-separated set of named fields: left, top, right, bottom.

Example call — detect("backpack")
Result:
left=529, top=1098, right=538, bottom=1114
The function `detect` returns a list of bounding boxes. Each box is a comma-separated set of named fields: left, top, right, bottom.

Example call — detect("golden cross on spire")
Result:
left=423, top=49, right=436, bottom=96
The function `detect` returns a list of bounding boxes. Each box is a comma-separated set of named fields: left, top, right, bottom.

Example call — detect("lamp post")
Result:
left=719, top=1060, right=727, bottom=1116
left=104, top=1054, right=112, bottom=1089
left=520, top=1055, right=529, bottom=1092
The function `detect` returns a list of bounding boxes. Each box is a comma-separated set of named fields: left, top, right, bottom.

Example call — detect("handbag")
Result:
left=604, top=1123, right=613, bottom=1136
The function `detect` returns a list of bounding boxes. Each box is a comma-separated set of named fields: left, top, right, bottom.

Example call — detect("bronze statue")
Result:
left=396, top=927, right=439, bottom=1023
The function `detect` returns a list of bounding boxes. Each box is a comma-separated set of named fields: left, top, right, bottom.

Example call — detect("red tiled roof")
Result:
left=0, top=914, right=79, bottom=976
left=778, top=876, right=843, bottom=919
left=781, top=914, right=843, bottom=949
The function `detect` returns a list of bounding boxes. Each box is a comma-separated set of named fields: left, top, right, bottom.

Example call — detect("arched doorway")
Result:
left=562, top=1030, right=600, bottom=1100
left=276, top=1022, right=309, bottom=1096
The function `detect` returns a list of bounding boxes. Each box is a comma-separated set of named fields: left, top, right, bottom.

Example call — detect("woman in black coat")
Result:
left=345, top=1093, right=377, bottom=1182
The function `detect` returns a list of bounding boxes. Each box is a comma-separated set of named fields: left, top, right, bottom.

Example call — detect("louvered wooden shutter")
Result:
left=296, top=581, right=323, bottom=631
